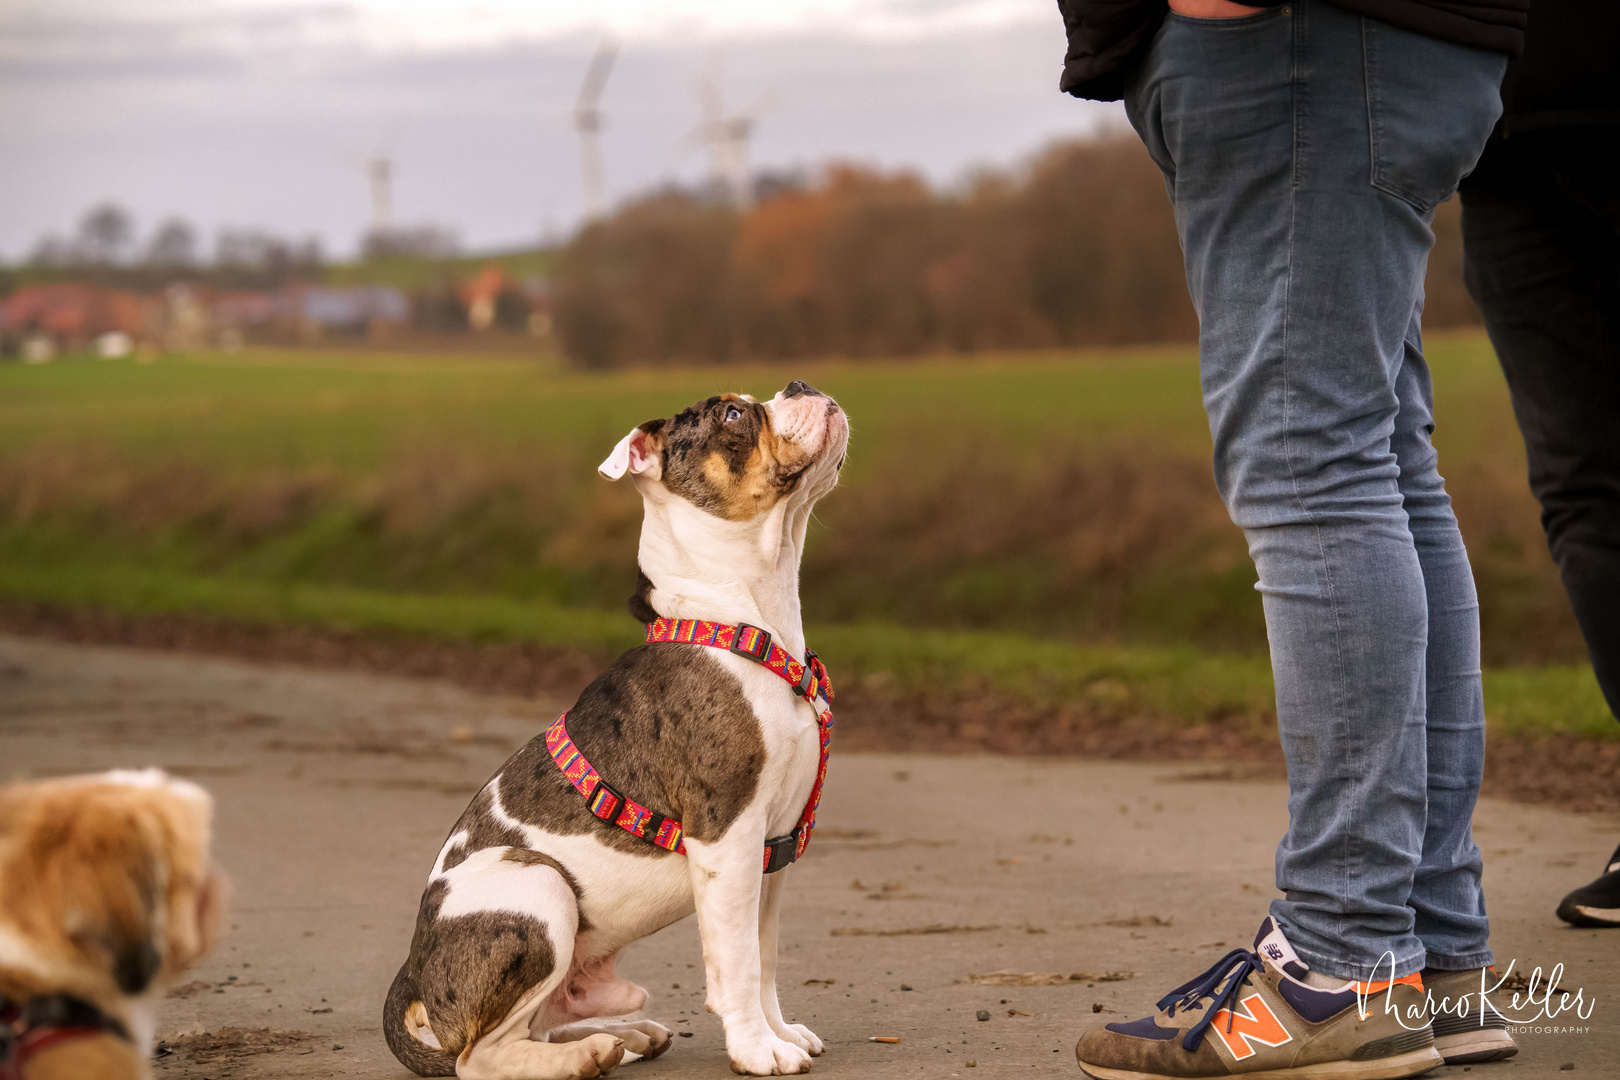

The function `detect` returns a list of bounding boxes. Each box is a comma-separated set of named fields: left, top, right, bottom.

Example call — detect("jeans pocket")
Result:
left=1363, top=20, right=1506, bottom=213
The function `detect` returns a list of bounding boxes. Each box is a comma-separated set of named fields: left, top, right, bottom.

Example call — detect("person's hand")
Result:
left=1169, top=0, right=1266, bottom=16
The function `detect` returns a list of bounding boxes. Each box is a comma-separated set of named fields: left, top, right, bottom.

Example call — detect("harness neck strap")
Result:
left=644, top=618, right=833, bottom=717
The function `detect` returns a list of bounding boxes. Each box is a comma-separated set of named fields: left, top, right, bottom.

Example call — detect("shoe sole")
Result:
left=1076, top=1046, right=1444, bottom=1080
left=1434, top=1029, right=1518, bottom=1065
left=1557, top=903, right=1620, bottom=928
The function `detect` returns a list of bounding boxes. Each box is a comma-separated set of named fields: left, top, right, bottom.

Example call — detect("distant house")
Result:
left=211, top=289, right=281, bottom=330
left=461, top=266, right=505, bottom=331
left=157, top=283, right=211, bottom=350
left=458, top=266, right=555, bottom=336
left=283, top=285, right=409, bottom=339
left=0, top=283, right=144, bottom=354
left=521, top=277, right=554, bottom=338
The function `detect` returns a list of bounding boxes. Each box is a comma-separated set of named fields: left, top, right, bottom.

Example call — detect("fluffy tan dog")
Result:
left=0, top=770, right=227, bottom=1080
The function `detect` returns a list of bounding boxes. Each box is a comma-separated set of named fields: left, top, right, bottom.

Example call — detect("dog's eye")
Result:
left=724, top=405, right=743, bottom=422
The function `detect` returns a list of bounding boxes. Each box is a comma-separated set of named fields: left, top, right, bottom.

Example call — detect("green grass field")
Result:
left=1, top=336, right=1612, bottom=740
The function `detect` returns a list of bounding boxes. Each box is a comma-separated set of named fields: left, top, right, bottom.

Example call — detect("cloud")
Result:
left=0, top=4, right=362, bottom=80
left=0, top=1, right=1125, bottom=260
left=0, top=0, right=1056, bottom=77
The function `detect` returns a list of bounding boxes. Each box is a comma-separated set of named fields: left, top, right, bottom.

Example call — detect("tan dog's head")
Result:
left=0, top=769, right=227, bottom=1010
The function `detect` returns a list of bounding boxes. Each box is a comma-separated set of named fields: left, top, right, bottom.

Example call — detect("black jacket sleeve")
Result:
left=1056, top=0, right=1528, bottom=103
left=1056, top=0, right=1168, bottom=102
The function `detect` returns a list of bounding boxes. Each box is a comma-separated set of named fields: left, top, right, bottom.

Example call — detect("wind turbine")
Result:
left=575, top=37, right=618, bottom=221
left=367, top=155, right=394, bottom=234
left=694, top=59, right=767, bottom=211
left=340, top=119, right=402, bottom=246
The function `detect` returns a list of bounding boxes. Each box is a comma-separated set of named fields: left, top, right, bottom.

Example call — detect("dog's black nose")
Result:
left=784, top=380, right=824, bottom=399
left=114, top=940, right=163, bottom=995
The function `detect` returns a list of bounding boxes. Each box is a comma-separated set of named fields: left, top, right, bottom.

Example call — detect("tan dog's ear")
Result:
left=150, top=780, right=228, bottom=973
left=599, top=420, right=665, bottom=481
left=178, top=862, right=230, bottom=968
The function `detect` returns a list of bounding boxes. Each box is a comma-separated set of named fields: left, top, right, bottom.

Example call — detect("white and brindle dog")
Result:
left=385, top=381, right=849, bottom=1079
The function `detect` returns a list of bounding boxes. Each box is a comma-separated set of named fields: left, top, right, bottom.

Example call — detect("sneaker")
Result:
left=1074, top=918, right=1442, bottom=1079
left=1555, top=841, right=1620, bottom=927
left=1420, top=967, right=1517, bottom=1064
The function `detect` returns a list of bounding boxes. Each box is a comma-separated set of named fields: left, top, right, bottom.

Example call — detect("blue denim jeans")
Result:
left=1124, top=1, right=1505, bottom=980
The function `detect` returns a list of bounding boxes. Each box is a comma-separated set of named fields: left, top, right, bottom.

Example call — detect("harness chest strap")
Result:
left=546, top=618, right=833, bottom=875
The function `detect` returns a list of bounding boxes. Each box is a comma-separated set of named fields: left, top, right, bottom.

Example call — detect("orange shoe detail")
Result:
left=1352, top=971, right=1424, bottom=995
left=1209, top=993, right=1294, bottom=1061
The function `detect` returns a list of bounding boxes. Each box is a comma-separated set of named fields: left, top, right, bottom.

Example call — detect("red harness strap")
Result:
left=546, top=618, right=833, bottom=874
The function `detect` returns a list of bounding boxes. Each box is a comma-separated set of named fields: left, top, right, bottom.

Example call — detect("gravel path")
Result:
left=2, top=635, right=1615, bottom=1078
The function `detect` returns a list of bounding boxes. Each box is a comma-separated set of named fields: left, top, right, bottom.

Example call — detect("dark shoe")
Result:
left=1074, top=918, right=1442, bottom=1079
left=1555, top=842, right=1620, bottom=927
left=1421, top=967, right=1517, bottom=1064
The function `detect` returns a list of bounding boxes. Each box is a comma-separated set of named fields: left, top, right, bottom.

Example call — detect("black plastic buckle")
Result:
left=729, top=623, right=773, bottom=662
left=805, top=647, right=826, bottom=681
left=641, top=810, right=667, bottom=840
left=791, top=665, right=815, bottom=698
left=590, top=783, right=625, bottom=822
left=763, top=828, right=801, bottom=874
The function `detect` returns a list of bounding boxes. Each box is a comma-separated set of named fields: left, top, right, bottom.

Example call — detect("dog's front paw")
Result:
left=568, top=1033, right=625, bottom=1078
left=728, top=1034, right=813, bottom=1075
left=771, top=1022, right=823, bottom=1057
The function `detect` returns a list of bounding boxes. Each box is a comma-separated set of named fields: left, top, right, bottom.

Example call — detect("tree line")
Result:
left=17, top=204, right=462, bottom=292
left=554, top=137, right=1480, bottom=367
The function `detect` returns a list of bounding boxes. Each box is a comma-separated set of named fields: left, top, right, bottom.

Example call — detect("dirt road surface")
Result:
left=2, top=635, right=1615, bottom=1079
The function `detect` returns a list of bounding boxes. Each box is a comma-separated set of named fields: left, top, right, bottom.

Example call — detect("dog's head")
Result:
left=599, top=380, right=848, bottom=519
left=0, top=769, right=227, bottom=1008
left=599, top=380, right=849, bottom=619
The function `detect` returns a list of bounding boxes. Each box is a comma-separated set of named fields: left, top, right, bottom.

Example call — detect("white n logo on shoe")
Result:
left=1210, top=994, right=1294, bottom=1061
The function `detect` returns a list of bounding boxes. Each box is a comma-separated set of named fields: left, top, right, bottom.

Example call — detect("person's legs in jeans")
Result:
left=1126, top=1, right=1503, bottom=978
left=1462, top=134, right=1620, bottom=715
left=1391, top=312, right=1491, bottom=967
left=1462, top=131, right=1620, bottom=925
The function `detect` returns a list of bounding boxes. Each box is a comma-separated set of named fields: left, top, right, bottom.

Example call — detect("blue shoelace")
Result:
left=1154, top=948, right=1268, bottom=1052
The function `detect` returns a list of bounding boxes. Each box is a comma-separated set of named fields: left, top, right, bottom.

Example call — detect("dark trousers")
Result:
left=1461, top=130, right=1620, bottom=717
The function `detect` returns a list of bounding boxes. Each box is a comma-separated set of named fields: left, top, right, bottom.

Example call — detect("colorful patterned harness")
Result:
left=545, top=617, right=834, bottom=875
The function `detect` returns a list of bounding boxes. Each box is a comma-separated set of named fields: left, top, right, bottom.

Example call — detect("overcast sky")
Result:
left=0, top=0, right=1127, bottom=262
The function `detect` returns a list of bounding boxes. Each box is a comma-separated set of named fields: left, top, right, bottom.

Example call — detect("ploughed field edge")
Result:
left=2, top=594, right=1615, bottom=815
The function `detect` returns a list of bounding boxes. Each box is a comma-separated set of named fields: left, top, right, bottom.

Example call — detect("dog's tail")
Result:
left=384, top=961, right=458, bottom=1077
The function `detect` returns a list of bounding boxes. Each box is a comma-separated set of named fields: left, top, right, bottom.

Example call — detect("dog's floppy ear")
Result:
left=599, top=419, right=666, bottom=481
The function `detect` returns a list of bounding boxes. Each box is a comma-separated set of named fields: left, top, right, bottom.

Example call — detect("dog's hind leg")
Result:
left=546, top=1020, right=672, bottom=1063
left=390, top=847, right=625, bottom=1080
left=460, top=1012, right=624, bottom=1080
left=539, top=950, right=672, bottom=1063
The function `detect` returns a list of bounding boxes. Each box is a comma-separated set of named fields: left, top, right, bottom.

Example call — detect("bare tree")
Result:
left=76, top=203, right=135, bottom=265
left=27, top=235, right=73, bottom=268
left=362, top=225, right=459, bottom=260
left=146, top=218, right=199, bottom=268
left=215, top=228, right=322, bottom=285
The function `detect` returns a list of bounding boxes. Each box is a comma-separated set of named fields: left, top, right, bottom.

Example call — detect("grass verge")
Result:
left=0, top=561, right=1610, bottom=742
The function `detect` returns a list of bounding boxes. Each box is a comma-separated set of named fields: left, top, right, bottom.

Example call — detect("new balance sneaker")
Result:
left=1074, top=918, right=1442, bottom=1079
left=1555, top=841, right=1620, bottom=927
left=1420, top=967, right=1517, bottom=1064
